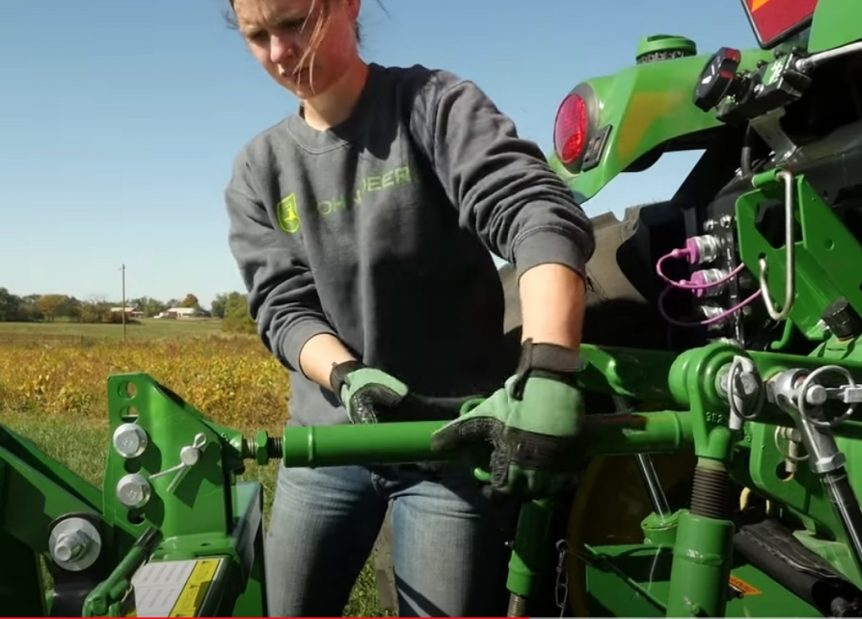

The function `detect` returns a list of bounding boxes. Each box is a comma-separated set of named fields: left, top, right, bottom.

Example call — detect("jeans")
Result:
left=264, top=463, right=512, bottom=617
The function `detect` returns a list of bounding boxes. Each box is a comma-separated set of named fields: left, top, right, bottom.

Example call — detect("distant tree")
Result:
left=128, top=296, right=167, bottom=317
left=62, top=296, right=82, bottom=321
left=179, top=294, right=200, bottom=309
left=79, top=302, right=103, bottom=323
left=223, top=292, right=256, bottom=334
left=37, top=294, right=68, bottom=322
left=0, top=288, right=21, bottom=321
left=211, top=293, right=229, bottom=319
left=144, top=298, right=168, bottom=317
left=17, top=295, right=42, bottom=321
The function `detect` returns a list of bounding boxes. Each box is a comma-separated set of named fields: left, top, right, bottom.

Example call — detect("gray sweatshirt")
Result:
left=225, top=63, right=594, bottom=427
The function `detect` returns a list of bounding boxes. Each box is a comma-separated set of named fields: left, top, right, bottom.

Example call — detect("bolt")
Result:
left=719, top=215, right=733, bottom=228
left=736, top=372, right=760, bottom=397
left=48, top=517, right=102, bottom=572
left=254, top=430, right=270, bottom=466
left=116, top=474, right=152, bottom=509
left=805, top=384, right=829, bottom=406
left=112, top=423, right=148, bottom=459
left=53, top=532, right=88, bottom=562
left=704, top=219, right=717, bottom=232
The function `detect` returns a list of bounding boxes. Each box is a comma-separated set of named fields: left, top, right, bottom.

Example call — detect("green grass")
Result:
left=0, top=318, right=229, bottom=344
left=1, top=412, right=389, bottom=617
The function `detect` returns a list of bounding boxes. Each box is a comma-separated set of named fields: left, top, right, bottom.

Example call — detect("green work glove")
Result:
left=330, top=360, right=409, bottom=424
left=430, top=340, right=584, bottom=498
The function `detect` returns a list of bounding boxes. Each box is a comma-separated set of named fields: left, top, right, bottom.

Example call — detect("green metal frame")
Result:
left=5, top=330, right=862, bottom=616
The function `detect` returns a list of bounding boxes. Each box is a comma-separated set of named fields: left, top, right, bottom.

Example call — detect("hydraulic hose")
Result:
left=734, top=518, right=862, bottom=617
left=823, top=470, right=862, bottom=576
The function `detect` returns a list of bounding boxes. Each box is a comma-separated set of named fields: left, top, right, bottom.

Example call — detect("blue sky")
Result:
left=0, top=1, right=757, bottom=308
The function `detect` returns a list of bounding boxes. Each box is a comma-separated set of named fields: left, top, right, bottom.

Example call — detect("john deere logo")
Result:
left=276, top=194, right=301, bottom=234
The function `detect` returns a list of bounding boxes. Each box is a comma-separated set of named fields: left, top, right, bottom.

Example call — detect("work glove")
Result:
left=430, top=339, right=584, bottom=499
left=330, top=360, right=408, bottom=424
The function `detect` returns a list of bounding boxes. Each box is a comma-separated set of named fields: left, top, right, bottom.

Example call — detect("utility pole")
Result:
left=121, top=264, right=127, bottom=342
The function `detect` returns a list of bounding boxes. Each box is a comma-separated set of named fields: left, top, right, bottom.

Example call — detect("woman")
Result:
left=224, top=0, right=595, bottom=615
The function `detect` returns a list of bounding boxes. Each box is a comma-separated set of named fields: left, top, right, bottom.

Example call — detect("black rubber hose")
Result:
left=734, top=520, right=862, bottom=616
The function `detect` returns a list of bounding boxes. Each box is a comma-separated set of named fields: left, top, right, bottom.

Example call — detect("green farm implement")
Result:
left=4, top=0, right=862, bottom=615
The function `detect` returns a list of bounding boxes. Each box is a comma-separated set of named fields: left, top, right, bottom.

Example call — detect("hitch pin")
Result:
left=822, top=386, right=862, bottom=404
left=150, top=433, right=208, bottom=493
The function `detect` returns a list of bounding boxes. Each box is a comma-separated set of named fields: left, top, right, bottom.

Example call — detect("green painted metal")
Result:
left=229, top=525, right=268, bottom=618
left=723, top=563, right=821, bottom=617
left=82, top=529, right=157, bottom=617
left=102, top=373, right=244, bottom=543
left=584, top=543, right=822, bottom=617
left=8, top=333, right=862, bottom=618
left=667, top=343, right=738, bottom=461
left=548, top=48, right=772, bottom=202
left=280, top=420, right=449, bottom=467
left=735, top=171, right=862, bottom=341
left=579, top=410, right=692, bottom=456
left=635, top=34, right=697, bottom=61
left=808, top=0, right=862, bottom=52
left=506, top=499, right=554, bottom=598
left=576, top=345, right=677, bottom=405
left=666, top=510, right=735, bottom=617
left=0, top=444, right=100, bottom=553
left=583, top=544, right=669, bottom=616
left=769, top=320, right=796, bottom=351
left=0, top=425, right=101, bottom=510
left=279, top=411, right=693, bottom=468
left=641, top=510, right=680, bottom=547
left=0, top=528, right=46, bottom=616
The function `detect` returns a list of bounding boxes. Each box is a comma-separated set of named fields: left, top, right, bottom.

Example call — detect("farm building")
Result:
left=154, top=307, right=207, bottom=320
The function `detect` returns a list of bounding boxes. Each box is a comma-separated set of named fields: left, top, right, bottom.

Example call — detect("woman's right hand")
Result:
left=329, top=360, right=409, bottom=424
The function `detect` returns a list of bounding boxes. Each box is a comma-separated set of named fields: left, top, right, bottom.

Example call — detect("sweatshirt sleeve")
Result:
left=409, top=70, right=595, bottom=279
left=224, top=152, right=336, bottom=372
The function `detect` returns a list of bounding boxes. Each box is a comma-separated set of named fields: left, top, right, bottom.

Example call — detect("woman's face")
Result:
left=233, top=0, right=360, bottom=99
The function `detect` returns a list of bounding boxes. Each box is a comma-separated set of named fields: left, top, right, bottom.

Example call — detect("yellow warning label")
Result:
left=169, top=559, right=220, bottom=617
left=729, top=573, right=763, bottom=596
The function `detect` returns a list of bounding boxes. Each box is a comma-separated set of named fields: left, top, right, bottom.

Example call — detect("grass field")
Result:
left=0, top=320, right=388, bottom=616
left=0, top=318, right=226, bottom=344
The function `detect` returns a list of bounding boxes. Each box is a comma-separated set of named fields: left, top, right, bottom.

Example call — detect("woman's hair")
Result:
left=225, top=0, right=361, bottom=46
left=226, top=0, right=358, bottom=84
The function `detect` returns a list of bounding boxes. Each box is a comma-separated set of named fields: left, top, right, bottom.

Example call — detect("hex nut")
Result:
left=116, top=473, right=152, bottom=509
left=112, top=423, right=148, bottom=459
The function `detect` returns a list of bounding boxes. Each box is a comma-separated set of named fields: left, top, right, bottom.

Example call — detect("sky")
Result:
left=0, top=1, right=758, bottom=309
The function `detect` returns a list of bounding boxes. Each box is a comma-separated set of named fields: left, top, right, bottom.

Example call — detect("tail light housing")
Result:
left=741, top=0, right=817, bottom=48
left=554, top=93, right=589, bottom=166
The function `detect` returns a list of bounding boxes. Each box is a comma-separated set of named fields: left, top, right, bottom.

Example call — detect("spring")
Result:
left=690, top=466, right=730, bottom=519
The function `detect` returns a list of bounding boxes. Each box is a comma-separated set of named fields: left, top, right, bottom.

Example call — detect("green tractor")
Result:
left=535, top=0, right=862, bottom=615
left=4, top=0, right=862, bottom=616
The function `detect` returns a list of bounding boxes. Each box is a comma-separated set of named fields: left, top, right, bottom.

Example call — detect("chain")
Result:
left=554, top=539, right=570, bottom=616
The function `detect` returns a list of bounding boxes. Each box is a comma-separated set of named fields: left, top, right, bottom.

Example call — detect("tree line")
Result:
left=0, top=288, right=255, bottom=333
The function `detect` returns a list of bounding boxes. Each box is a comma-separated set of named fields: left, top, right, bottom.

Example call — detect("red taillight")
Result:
left=554, top=94, right=589, bottom=166
left=742, top=0, right=817, bottom=48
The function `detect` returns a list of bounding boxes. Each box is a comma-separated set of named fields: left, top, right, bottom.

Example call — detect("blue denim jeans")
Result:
left=264, top=463, right=511, bottom=617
